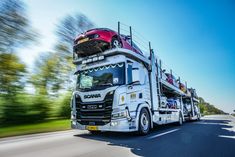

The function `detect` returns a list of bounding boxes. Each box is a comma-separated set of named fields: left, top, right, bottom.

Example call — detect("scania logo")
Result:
left=84, top=94, right=101, bottom=99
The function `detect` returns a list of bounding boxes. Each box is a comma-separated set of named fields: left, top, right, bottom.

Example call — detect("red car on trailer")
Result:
left=73, top=28, right=143, bottom=57
left=165, top=73, right=179, bottom=88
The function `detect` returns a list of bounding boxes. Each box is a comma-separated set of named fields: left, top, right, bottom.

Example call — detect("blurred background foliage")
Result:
left=198, top=97, right=226, bottom=115
left=0, top=0, right=225, bottom=128
left=0, top=0, right=94, bottom=126
left=0, top=0, right=37, bottom=53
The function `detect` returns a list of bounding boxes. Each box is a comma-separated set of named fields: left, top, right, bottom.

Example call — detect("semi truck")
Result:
left=71, top=26, right=200, bottom=135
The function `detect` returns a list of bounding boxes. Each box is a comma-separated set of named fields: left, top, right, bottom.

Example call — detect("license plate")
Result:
left=78, top=38, right=89, bottom=44
left=86, top=125, right=98, bottom=131
left=87, top=105, right=97, bottom=110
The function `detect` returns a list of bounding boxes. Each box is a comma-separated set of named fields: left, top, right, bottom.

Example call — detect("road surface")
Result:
left=0, top=115, right=235, bottom=157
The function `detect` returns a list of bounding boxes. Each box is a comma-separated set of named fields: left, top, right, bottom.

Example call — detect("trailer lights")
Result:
left=87, top=58, right=92, bottom=63
left=92, top=57, right=98, bottom=62
left=98, top=56, right=104, bottom=60
left=82, top=60, right=87, bottom=64
left=82, top=55, right=104, bottom=64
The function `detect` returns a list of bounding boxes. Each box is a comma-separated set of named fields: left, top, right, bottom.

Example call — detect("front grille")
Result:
left=75, top=92, right=114, bottom=126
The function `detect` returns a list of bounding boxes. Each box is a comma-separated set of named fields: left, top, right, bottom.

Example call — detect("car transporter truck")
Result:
left=71, top=24, right=201, bottom=135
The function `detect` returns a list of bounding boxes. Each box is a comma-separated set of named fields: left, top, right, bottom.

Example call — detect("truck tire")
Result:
left=138, top=108, right=150, bottom=135
left=178, top=113, right=183, bottom=126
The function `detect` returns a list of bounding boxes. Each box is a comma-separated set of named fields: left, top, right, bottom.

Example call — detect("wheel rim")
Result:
left=112, top=39, right=121, bottom=48
left=141, top=113, right=149, bottom=131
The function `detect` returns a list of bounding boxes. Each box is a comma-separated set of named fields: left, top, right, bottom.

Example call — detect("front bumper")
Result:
left=71, top=118, right=137, bottom=132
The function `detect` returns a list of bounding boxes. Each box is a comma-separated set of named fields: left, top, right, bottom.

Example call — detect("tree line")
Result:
left=0, top=0, right=94, bottom=126
left=198, top=97, right=226, bottom=115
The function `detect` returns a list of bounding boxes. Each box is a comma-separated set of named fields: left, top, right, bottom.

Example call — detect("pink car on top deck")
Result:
left=73, top=28, right=143, bottom=57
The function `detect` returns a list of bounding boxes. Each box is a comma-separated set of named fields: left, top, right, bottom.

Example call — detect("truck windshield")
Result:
left=76, top=62, right=125, bottom=91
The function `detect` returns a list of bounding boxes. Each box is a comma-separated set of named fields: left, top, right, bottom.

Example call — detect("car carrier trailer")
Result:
left=71, top=45, right=200, bottom=135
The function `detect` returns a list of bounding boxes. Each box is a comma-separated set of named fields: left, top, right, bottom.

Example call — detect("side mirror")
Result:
left=131, top=62, right=141, bottom=84
left=162, top=69, right=166, bottom=73
left=132, top=67, right=140, bottom=83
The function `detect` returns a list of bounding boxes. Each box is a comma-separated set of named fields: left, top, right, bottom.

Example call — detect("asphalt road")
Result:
left=0, top=115, right=235, bottom=157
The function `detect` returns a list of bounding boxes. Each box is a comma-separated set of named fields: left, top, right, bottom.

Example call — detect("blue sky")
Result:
left=20, top=0, right=235, bottom=112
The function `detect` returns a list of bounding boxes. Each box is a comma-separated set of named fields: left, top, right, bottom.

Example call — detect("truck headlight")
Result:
left=112, top=109, right=130, bottom=119
left=118, top=93, right=126, bottom=105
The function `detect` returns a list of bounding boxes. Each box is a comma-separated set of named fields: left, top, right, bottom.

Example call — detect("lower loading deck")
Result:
left=160, top=78, right=191, bottom=97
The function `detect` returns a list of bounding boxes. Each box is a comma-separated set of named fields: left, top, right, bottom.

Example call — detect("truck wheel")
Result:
left=178, top=113, right=183, bottom=126
left=111, top=37, right=122, bottom=48
left=138, top=108, right=150, bottom=135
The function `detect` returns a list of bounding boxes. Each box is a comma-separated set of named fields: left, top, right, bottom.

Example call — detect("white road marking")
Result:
left=219, top=135, right=235, bottom=139
left=147, top=128, right=180, bottom=139
left=194, top=122, right=222, bottom=125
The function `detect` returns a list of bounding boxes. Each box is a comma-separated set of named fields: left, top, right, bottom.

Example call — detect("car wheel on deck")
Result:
left=111, top=37, right=122, bottom=48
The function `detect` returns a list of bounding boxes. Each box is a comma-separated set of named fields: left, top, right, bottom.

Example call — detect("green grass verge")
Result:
left=0, top=119, right=71, bottom=138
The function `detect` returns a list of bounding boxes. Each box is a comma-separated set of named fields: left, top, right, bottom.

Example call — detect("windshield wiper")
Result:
left=77, top=87, right=92, bottom=91
left=127, top=81, right=140, bottom=85
left=93, top=83, right=113, bottom=89
left=99, top=83, right=113, bottom=86
left=77, top=83, right=113, bottom=91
